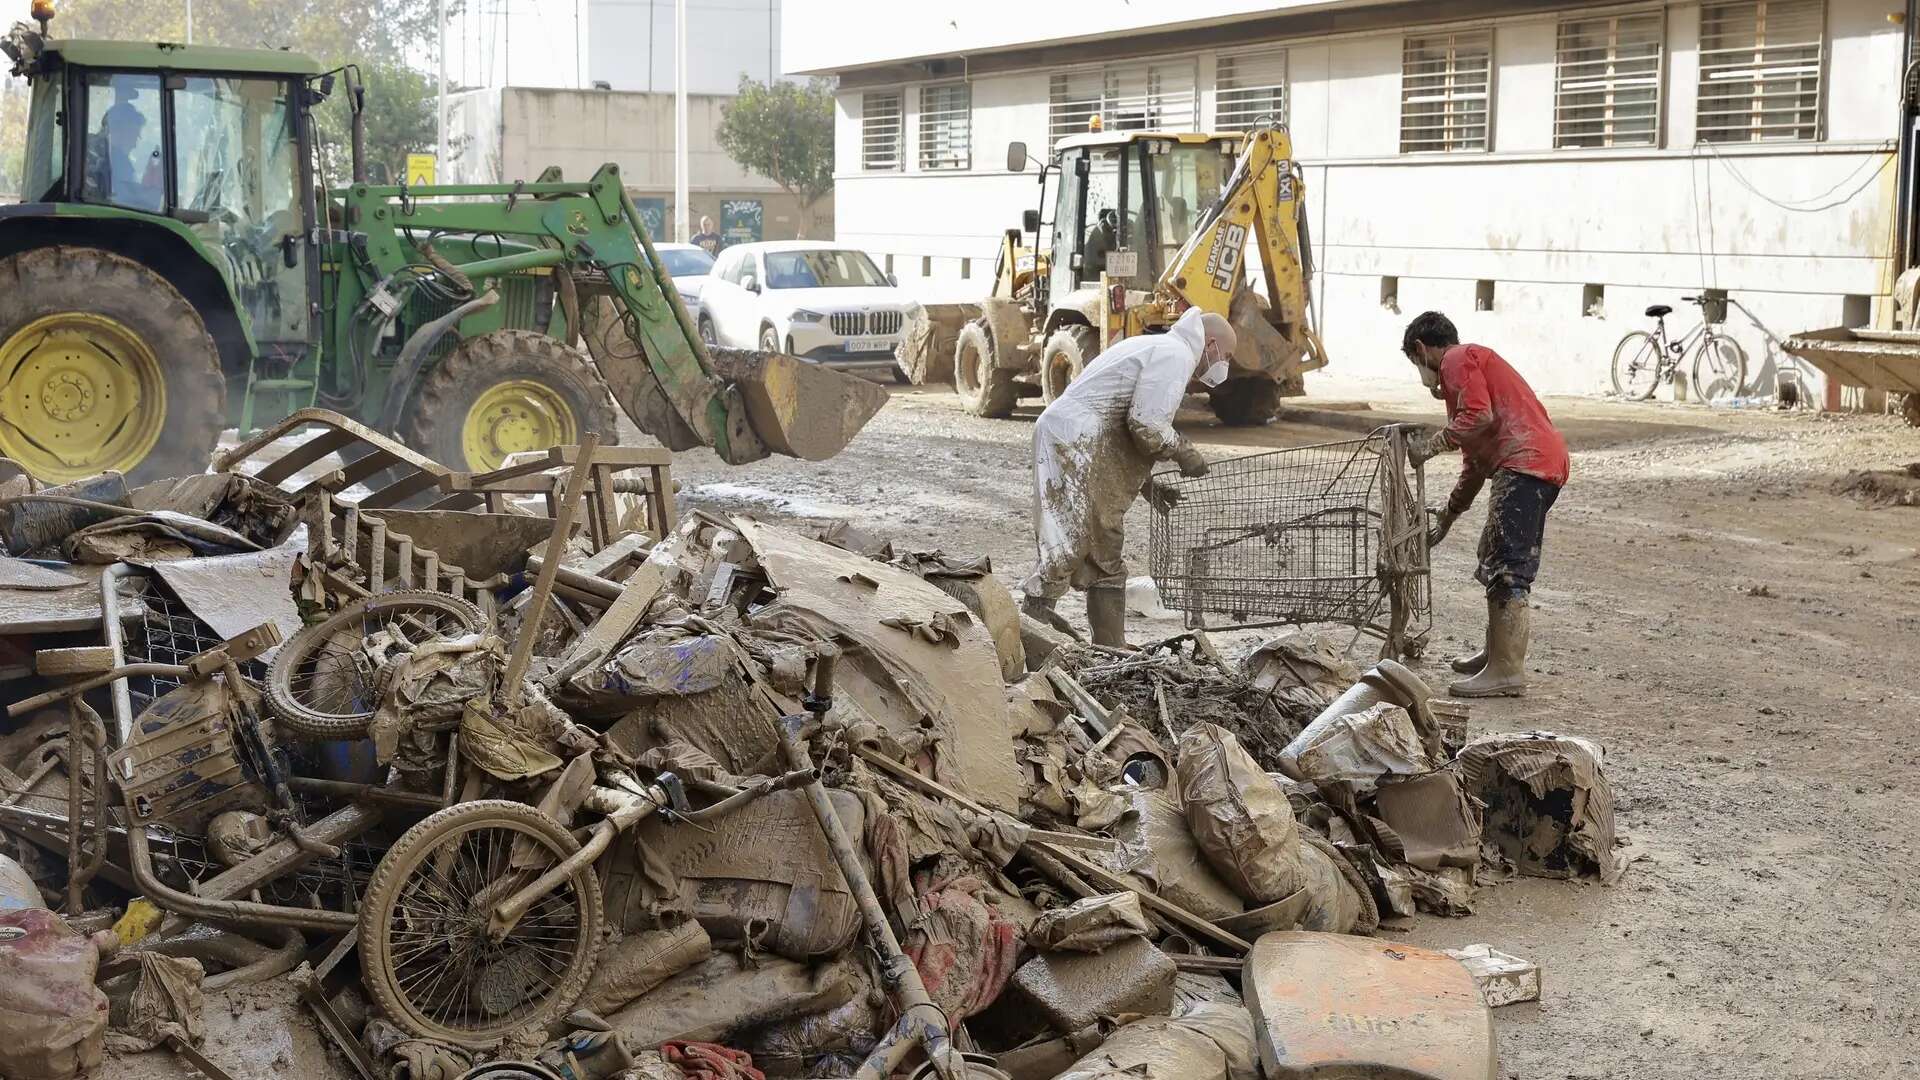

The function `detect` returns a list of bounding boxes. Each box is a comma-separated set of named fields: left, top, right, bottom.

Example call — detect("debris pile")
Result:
left=0, top=413, right=1621, bottom=1080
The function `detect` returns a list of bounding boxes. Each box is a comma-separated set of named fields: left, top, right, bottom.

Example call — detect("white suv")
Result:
left=696, top=241, right=916, bottom=375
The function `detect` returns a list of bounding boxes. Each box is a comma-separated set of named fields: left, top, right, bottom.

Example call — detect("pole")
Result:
left=674, top=0, right=689, bottom=242
left=185, top=0, right=193, bottom=43
left=436, top=0, right=449, bottom=175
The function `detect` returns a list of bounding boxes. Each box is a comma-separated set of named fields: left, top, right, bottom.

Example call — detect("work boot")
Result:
left=1450, top=644, right=1487, bottom=676
left=1021, top=593, right=1082, bottom=640
left=1086, top=584, right=1127, bottom=648
left=1448, top=596, right=1529, bottom=698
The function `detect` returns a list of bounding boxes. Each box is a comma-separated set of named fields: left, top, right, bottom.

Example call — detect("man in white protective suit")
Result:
left=1020, top=307, right=1237, bottom=646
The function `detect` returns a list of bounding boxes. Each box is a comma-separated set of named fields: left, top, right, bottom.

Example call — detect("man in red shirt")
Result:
left=1403, top=312, right=1570, bottom=698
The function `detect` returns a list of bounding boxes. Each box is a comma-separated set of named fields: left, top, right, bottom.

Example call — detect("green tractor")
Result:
left=0, top=16, right=883, bottom=485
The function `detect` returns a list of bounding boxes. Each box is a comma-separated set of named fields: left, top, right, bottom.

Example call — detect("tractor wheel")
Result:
left=0, top=246, right=225, bottom=485
left=1208, top=377, right=1284, bottom=427
left=399, top=330, right=619, bottom=472
left=1040, top=325, right=1098, bottom=406
left=953, top=320, right=1018, bottom=418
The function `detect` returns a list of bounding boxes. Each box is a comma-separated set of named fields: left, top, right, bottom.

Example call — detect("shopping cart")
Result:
left=1147, top=425, right=1431, bottom=658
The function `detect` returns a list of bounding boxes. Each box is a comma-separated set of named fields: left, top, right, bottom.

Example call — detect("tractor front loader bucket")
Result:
left=707, top=346, right=891, bottom=461
left=578, top=295, right=888, bottom=464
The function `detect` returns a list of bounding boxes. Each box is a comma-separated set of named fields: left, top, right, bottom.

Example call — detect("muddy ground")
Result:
left=663, top=374, right=1920, bottom=1079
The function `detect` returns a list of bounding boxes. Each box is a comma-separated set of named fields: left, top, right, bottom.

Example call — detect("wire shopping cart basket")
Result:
left=1147, top=425, right=1431, bottom=658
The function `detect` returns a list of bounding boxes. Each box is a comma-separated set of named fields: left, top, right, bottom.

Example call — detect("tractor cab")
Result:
left=1010, top=129, right=1241, bottom=321
left=5, top=28, right=324, bottom=349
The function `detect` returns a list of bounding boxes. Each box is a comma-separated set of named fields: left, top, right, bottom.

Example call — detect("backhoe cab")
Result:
left=921, top=125, right=1325, bottom=426
left=0, top=14, right=882, bottom=486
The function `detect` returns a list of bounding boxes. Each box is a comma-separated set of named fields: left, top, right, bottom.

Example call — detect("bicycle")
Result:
left=1610, top=295, right=1750, bottom=402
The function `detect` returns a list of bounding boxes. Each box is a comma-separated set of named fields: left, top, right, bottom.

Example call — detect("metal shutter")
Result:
left=1401, top=31, right=1494, bottom=153
left=1554, top=11, right=1664, bottom=148
left=1697, top=0, right=1824, bottom=142
left=1217, top=48, right=1288, bottom=131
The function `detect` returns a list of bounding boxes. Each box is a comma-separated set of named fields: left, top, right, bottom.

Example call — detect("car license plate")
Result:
left=846, top=336, right=888, bottom=353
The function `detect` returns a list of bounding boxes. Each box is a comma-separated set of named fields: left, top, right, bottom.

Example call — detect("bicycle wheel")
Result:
left=359, top=800, right=602, bottom=1048
left=267, top=589, right=487, bottom=740
left=1611, top=331, right=1663, bottom=400
left=1691, top=335, right=1749, bottom=402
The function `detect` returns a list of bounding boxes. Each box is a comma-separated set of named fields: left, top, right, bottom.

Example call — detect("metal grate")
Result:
left=1148, top=430, right=1430, bottom=653
left=870, top=310, right=902, bottom=335
left=1049, top=60, right=1199, bottom=149
left=1697, top=0, right=1824, bottom=142
left=122, top=576, right=268, bottom=714
left=830, top=312, right=865, bottom=335
left=111, top=572, right=382, bottom=905
left=1554, top=11, right=1664, bottom=148
left=1401, top=31, right=1493, bottom=153
left=862, top=91, right=903, bottom=170
left=1216, top=48, right=1288, bottom=131
left=919, top=83, right=971, bottom=170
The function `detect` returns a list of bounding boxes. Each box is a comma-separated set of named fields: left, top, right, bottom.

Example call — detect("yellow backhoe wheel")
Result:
left=1208, top=376, right=1285, bottom=427
left=1040, top=325, right=1097, bottom=407
left=399, top=329, right=618, bottom=472
left=953, top=319, right=1017, bottom=418
left=0, top=247, right=225, bottom=485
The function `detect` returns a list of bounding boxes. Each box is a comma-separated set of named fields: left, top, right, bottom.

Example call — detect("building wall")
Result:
left=587, top=0, right=785, bottom=95
left=449, top=0, right=784, bottom=94
left=446, top=87, right=833, bottom=241
left=815, top=0, right=1904, bottom=398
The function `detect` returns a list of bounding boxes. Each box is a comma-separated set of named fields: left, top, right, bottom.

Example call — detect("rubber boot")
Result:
left=1021, top=593, right=1082, bottom=640
left=1086, top=584, right=1127, bottom=648
left=1448, top=596, right=1529, bottom=698
left=1450, top=645, right=1487, bottom=676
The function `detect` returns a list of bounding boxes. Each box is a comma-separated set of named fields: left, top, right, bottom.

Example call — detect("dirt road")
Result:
left=668, top=376, right=1920, bottom=1079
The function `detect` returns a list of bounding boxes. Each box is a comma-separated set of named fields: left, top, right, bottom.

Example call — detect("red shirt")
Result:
left=1439, top=344, right=1569, bottom=487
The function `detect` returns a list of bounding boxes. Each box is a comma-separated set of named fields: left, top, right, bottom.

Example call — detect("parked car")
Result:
left=653, top=242, right=716, bottom=306
left=696, top=241, right=915, bottom=375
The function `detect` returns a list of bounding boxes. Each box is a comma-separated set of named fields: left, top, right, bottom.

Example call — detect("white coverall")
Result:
left=1022, top=308, right=1206, bottom=600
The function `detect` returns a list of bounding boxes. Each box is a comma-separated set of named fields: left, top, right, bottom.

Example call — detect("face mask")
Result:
left=1198, top=360, right=1229, bottom=388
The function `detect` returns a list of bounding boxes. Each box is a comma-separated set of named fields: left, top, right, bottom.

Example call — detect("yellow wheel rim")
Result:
left=460, top=379, right=578, bottom=471
left=0, top=312, right=167, bottom=483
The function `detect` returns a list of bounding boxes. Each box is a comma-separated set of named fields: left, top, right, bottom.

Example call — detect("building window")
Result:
left=1049, top=60, right=1198, bottom=148
left=1216, top=48, right=1287, bottom=131
left=1554, top=11, right=1664, bottom=148
left=1697, top=0, right=1824, bottom=142
left=1401, top=31, right=1493, bottom=153
left=918, top=83, right=971, bottom=170
left=862, top=91, right=903, bottom=171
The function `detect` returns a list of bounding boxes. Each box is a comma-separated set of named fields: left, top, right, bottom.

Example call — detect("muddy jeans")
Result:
left=1475, top=469, right=1561, bottom=601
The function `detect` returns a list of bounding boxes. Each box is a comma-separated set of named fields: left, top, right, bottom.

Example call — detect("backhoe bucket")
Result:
left=896, top=303, right=981, bottom=385
left=708, top=347, right=891, bottom=461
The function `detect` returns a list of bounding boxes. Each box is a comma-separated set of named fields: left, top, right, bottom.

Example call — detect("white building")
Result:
left=785, top=0, right=1909, bottom=399
left=444, top=0, right=823, bottom=240
left=447, top=0, right=786, bottom=95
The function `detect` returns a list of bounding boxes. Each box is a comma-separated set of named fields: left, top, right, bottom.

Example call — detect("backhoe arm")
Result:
left=1163, top=126, right=1310, bottom=332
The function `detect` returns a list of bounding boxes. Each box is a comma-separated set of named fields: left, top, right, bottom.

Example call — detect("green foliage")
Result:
left=24, top=0, right=448, bottom=186
left=716, top=76, right=834, bottom=233
left=0, top=83, right=26, bottom=196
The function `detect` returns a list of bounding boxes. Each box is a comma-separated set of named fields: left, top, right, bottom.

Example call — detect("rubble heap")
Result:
left=0, top=415, right=1622, bottom=1080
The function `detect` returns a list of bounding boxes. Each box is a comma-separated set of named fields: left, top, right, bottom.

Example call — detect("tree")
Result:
left=716, top=76, right=834, bottom=239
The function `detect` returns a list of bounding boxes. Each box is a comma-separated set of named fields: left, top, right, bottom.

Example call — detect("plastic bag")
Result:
left=1176, top=724, right=1303, bottom=904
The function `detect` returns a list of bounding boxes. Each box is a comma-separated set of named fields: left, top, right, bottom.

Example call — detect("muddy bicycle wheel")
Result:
left=266, top=589, right=487, bottom=740
left=1690, top=335, right=1749, bottom=402
left=359, top=800, right=602, bottom=1048
left=1610, top=331, right=1663, bottom=400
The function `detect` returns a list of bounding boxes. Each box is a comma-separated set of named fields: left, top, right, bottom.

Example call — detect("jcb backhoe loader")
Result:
left=0, top=15, right=885, bottom=485
left=898, top=125, right=1325, bottom=424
